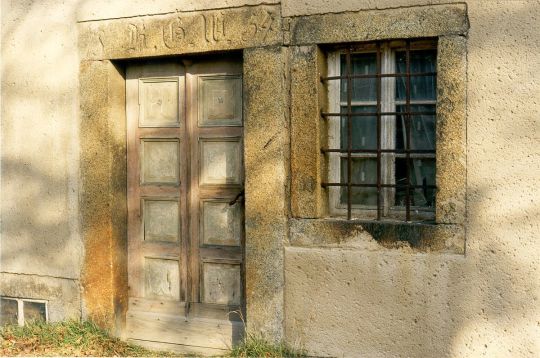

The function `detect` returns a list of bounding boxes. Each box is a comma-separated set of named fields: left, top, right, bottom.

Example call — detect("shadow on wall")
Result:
left=286, top=2, right=540, bottom=357
left=0, top=0, right=89, bottom=281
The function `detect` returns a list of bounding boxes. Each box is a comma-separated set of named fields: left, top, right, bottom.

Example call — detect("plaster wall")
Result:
left=0, top=0, right=82, bottom=313
left=283, top=1, right=540, bottom=357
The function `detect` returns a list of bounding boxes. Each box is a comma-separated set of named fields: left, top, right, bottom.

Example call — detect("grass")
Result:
left=0, top=320, right=177, bottom=357
left=228, top=334, right=306, bottom=358
left=0, top=320, right=307, bottom=357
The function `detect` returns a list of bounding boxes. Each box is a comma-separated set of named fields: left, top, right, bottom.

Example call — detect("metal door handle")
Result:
left=229, top=190, right=244, bottom=206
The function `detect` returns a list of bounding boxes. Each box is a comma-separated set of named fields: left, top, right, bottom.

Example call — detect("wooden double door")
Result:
left=125, top=57, right=244, bottom=352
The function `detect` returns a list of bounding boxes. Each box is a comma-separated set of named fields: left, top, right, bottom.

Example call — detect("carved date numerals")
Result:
left=242, top=10, right=276, bottom=41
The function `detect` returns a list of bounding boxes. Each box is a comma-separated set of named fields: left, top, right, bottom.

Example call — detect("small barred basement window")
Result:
left=0, top=297, right=48, bottom=326
left=323, top=39, right=437, bottom=222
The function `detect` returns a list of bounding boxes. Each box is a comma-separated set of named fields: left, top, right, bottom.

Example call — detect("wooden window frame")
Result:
left=326, top=39, right=437, bottom=222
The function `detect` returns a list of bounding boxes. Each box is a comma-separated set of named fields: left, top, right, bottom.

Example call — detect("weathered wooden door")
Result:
left=126, top=57, right=244, bottom=354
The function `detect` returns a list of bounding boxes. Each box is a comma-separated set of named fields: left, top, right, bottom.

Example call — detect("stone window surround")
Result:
left=289, top=5, right=468, bottom=255
left=77, top=2, right=468, bottom=341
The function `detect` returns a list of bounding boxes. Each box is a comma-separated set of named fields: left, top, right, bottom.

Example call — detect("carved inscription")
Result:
left=242, top=10, right=277, bottom=41
left=203, top=13, right=229, bottom=43
left=163, top=17, right=186, bottom=49
left=128, top=23, right=147, bottom=51
left=82, top=5, right=282, bottom=59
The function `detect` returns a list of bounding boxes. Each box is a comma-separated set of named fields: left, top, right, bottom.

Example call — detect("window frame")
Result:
left=288, top=6, right=468, bottom=253
left=325, top=39, right=438, bottom=222
left=0, top=296, right=48, bottom=326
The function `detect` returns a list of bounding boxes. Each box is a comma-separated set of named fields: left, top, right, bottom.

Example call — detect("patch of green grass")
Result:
left=229, top=334, right=306, bottom=358
left=0, top=320, right=178, bottom=357
left=0, top=320, right=307, bottom=357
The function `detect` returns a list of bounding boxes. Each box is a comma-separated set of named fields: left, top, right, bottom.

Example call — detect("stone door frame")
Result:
left=78, top=4, right=288, bottom=340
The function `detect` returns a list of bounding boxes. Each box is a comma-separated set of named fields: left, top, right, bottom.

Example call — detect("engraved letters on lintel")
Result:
left=128, top=23, right=147, bottom=51
left=163, top=17, right=186, bottom=49
left=203, top=13, right=229, bottom=44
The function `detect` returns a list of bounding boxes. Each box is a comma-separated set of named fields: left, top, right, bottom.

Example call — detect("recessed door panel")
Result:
left=198, top=76, right=242, bottom=127
left=143, top=199, right=180, bottom=243
left=201, top=200, right=241, bottom=246
left=201, top=262, right=241, bottom=305
left=139, top=77, right=181, bottom=127
left=199, top=138, right=242, bottom=186
left=144, top=257, right=180, bottom=300
left=141, top=139, right=180, bottom=185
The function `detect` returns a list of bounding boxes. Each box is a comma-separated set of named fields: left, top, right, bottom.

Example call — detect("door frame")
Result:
left=79, top=4, right=287, bottom=341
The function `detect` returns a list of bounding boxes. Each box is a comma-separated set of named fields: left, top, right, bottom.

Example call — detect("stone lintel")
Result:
left=289, top=4, right=469, bottom=46
left=79, top=5, right=282, bottom=60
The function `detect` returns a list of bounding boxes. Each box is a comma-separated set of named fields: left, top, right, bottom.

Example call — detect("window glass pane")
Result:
left=396, top=105, right=436, bottom=151
left=0, top=298, right=18, bottom=325
left=396, top=50, right=437, bottom=101
left=340, top=158, right=377, bottom=206
left=340, top=106, right=377, bottom=150
left=340, top=53, right=377, bottom=101
left=23, top=301, right=46, bottom=323
left=394, top=158, right=435, bottom=208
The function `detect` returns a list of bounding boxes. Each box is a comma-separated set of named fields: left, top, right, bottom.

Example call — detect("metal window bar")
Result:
left=321, top=40, right=437, bottom=221
left=346, top=47, right=353, bottom=219
left=321, top=72, right=436, bottom=81
left=405, top=40, right=412, bottom=221
left=376, top=43, right=382, bottom=220
left=322, top=111, right=436, bottom=116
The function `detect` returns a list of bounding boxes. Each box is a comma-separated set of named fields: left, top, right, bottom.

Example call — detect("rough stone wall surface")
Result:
left=283, top=1, right=540, bottom=357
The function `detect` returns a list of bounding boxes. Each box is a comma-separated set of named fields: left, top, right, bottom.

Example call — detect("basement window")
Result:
left=0, top=297, right=48, bottom=326
left=323, top=39, right=437, bottom=222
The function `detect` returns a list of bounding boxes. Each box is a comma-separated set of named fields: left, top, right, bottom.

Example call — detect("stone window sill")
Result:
left=289, top=218, right=465, bottom=254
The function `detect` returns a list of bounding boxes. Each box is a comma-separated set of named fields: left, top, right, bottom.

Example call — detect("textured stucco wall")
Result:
left=0, top=0, right=82, bottom=316
left=283, top=1, right=540, bottom=357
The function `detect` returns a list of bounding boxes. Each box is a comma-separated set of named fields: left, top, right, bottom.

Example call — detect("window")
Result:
left=0, top=297, right=48, bottom=326
left=324, top=39, right=437, bottom=222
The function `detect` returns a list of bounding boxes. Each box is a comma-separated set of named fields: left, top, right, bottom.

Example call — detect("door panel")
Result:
left=144, top=257, right=181, bottom=300
left=127, top=57, right=244, bottom=350
left=140, top=139, right=180, bottom=185
left=198, top=75, right=243, bottom=127
left=199, top=137, right=243, bottom=186
left=200, top=199, right=242, bottom=246
left=139, top=77, right=182, bottom=127
left=201, top=262, right=242, bottom=305
left=142, top=199, right=180, bottom=243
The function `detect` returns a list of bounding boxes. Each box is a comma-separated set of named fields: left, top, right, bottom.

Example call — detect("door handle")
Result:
left=229, top=190, right=244, bottom=206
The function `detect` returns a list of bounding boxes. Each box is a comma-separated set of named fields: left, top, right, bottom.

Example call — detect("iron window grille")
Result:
left=322, top=39, right=437, bottom=221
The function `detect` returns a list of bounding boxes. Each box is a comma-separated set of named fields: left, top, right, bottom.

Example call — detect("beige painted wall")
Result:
left=283, top=0, right=540, bottom=357
left=1, top=0, right=539, bottom=357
